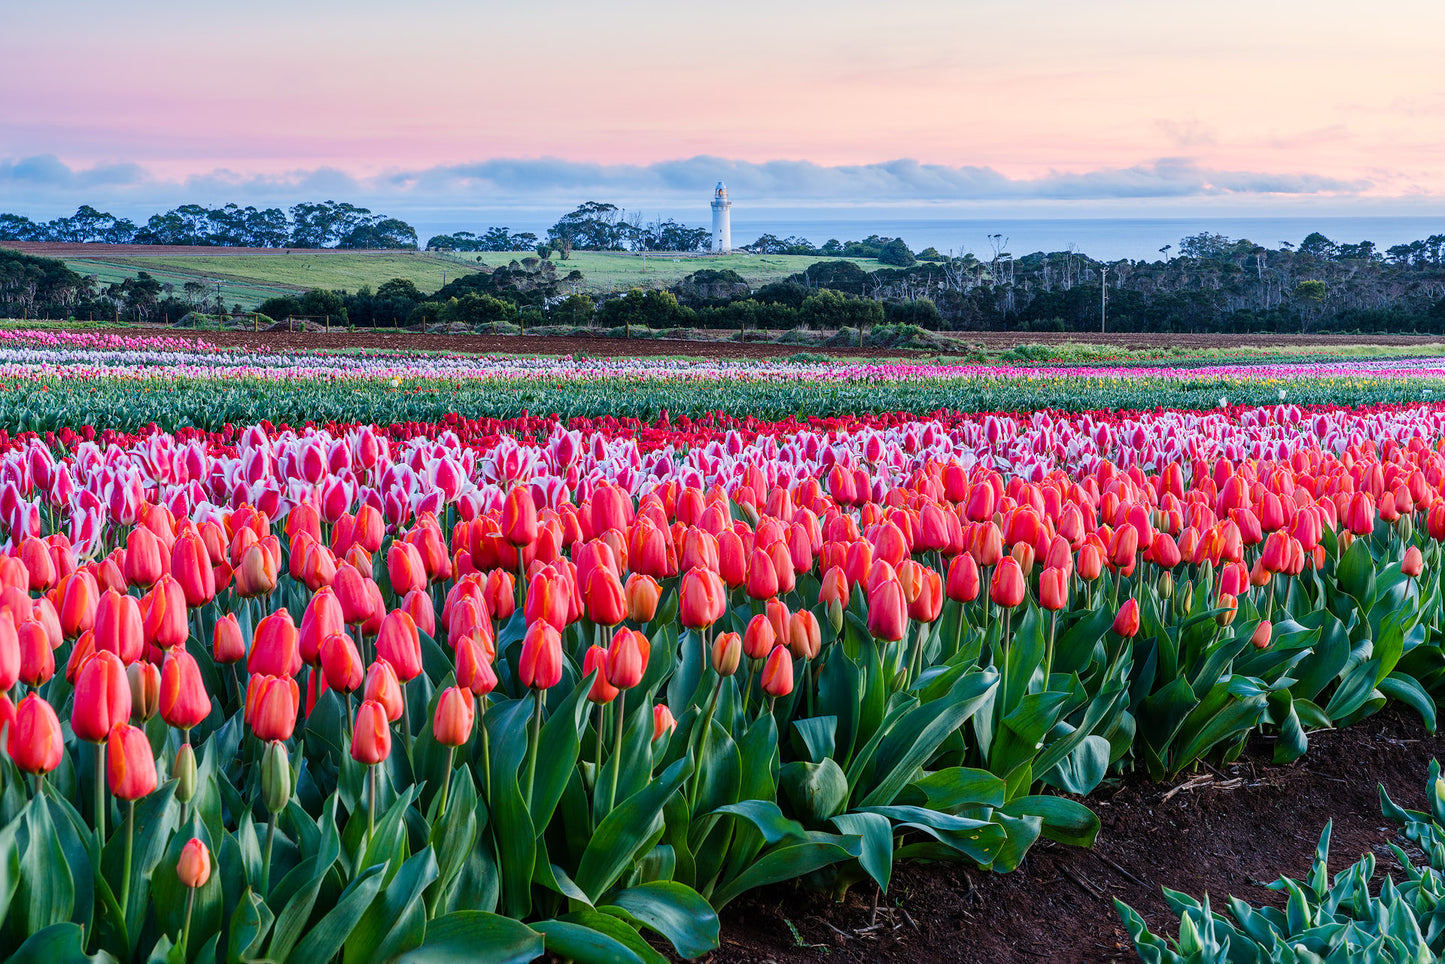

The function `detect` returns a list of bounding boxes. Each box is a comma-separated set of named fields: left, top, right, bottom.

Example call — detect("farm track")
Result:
left=157, top=326, right=1445, bottom=361
left=716, top=704, right=1445, bottom=963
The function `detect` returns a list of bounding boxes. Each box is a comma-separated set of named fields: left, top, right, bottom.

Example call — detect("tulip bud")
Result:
left=8, top=692, right=62, bottom=774
left=107, top=723, right=158, bottom=800
left=1215, top=593, right=1238, bottom=626
left=73, top=649, right=131, bottom=741
left=159, top=649, right=210, bottom=730
left=261, top=739, right=291, bottom=813
left=624, top=573, right=662, bottom=623
left=174, top=742, right=197, bottom=803
left=1403, top=546, right=1424, bottom=578
left=605, top=627, right=649, bottom=690
left=1399, top=513, right=1415, bottom=542
left=583, top=645, right=618, bottom=704
left=1112, top=599, right=1140, bottom=638
left=212, top=612, right=245, bottom=664
left=743, top=613, right=775, bottom=661
left=711, top=631, right=742, bottom=676
left=321, top=632, right=363, bottom=693
left=363, top=660, right=404, bottom=722
left=376, top=610, right=423, bottom=682
left=1251, top=619, right=1272, bottom=650
left=652, top=703, right=677, bottom=742
left=177, top=838, right=211, bottom=889
left=989, top=556, right=1026, bottom=608
left=519, top=622, right=564, bottom=690
left=788, top=610, right=822, bottom=660
left=1157, top=571, right=1175, bottom=600
left=760, top=645, right=794, bottom=698
left=433, top=686, right=475, bottom=746
left=351, top=699, right=392, bottom=765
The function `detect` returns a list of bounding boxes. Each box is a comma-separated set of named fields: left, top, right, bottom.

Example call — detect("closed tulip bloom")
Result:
left=246, top=674, right=300, bottom=741
left=1251, top=619, right=1273, bottom=650
left=124, top=525, right=165, bottom=588
left=946, top=553, right=981, bottom=603
left=623, top=573, right=661, bottom=623
left=1259, top=530, right=1292, bottom=574
left=107, top=723, right=158, bottom=800
left=387, top=541, right=427, bottom=597
left=743, top=613, right=776, bottom=660
left=519, top=621, right=564, bottom=689
left=351, top=699, right=392, bottom=765
left=482, top=570, right=515, bottom=622
left=94, top=589, right=144, bottom=665
left=377, top=610, right=423, bottom=682
left=250, top=609, right=301, bottom=678
left=1038, top=566, right=1069, bottom=611
left=433, top=686, right=475, bottom=746
left=213, top=613, right=245, bottom=664
left=20, top=537, right=56, bottom=592
left=583, top=645, right=618, bottom=704
left=760, top=645, right=794, bottom=698
left=1076, top=544, right=1104, bottom=581
left=606, top=627, right=649, bottom=690
left=171, top=530, right=217, bottom=607
left=907, top=568, right=943, bottom=623
left=363, top=660, right=404, bottom=721
left=177, top=838, right=211, bottom=889
left=0, top=612, right=16, bottom=690
left=58, top=570, right=99, bottom=638
left=1112, top=599, right=1140, bottom=637
left=320, top=632, right=364, bottom=693
left=788, top=610, right=822, bottom=659
left=652, top=703, right=677, bottom=742
left=159, top=649, right=210, bottom=730
left=9, top=692, right=62, bottom=774
left=523, top=569, right=570, bottom=630
left=990, top=557, right=1026, bottom=608
left=299, top=587, right=344, bottom=665
left=711, top=631, right=743, bottom=676
left=236, top=542, right=279, bottom=598
left=333, top=564, right=375, bottom=625
left=867, top=576, right=908, bottom=642
left=1403, top=546, right=1424, bottom=578
left=17, top=619, right=53, bottom=687
left=128, top=661, right=160, bottom=720
left=717, top=529, right=748, bottom=589
left=1216, top=593, right=1239, bottom=626
left=502, top=486, right=539, bottom=547
left=72, top=650, right=131, bottom=742
left=400, top=588, right=436, bottom=639
left=455, top=633, right=498, bottom=697
left=140, top=576, right=188, bottom=652
left=679, top=567, right=726, bottom=630
left=585, top=565, right=628, bottom=626
left=1346, top=492, right=1375, bottom=536
left=745, top=548, right=779, bottom=600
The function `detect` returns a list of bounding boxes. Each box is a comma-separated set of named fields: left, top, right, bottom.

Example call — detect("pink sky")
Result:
left=2, top=0, right=1443, bottom=207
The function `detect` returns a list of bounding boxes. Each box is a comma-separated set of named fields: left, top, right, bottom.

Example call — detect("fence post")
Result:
left=254, top=313, right=258, bottom=333
left=325, top=314, right=330, bottom=333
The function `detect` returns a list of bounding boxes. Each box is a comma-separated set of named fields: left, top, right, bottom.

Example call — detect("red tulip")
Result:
left=760, top=645, right=794, bottom=698
left=160, top=649, right=210, bottom=730
left=376, top=610, right=423, bottom=681
left=1038, top=566, right=1069, bottom=611
left=299, top=587, right=344, bottom=665
left=1113, top=599, right=1140, bottom=637
left=907, top=567, right=943, bottom=623
left=334, top=564, right=375, bottom=625
left=946, top=553, right=981, bottom=603
left=866, top=573, right=908, bottom=642
left=128, top=661, right=160, bottom=720
left=58, top=570, right=99, bottom=638
left=482, top=570, right=515, bottom=623
left=213, top=612, right=245, bottom=664
left=743, top=613, right=776, bottom=660
left=1251, top=619, right=1273, bottom=650
left=523, top=569, right=570, bottom=630
left=363, top=660, right=404, bottom=721
left=990, top=557, right=1026, bottom=608
left=519, top=622, right=563, bottom=689
left=236, top=542, right=279, bottom=598
left=140, top=576, right=189, bottom=652
left=455, top=633, right=498, bottom=697
left=584, top=566, right=627, bottom=626
left=246, top=674, right=300, bottom=741
left=124, top=525, right=165, bottom=588
left=745, top=548, right=779, bottom=600
left=0, top=612, right=17, bottom=691
left=107, top=723, right=158, bottom=800
left=605, top=627, right=649, bottom=690
left=72, top=650, right=131, bottom=742
left=711, top=631, right=742, bottom=675
left=502, top=486, right=539, bottom=547
left=652, top=703, right=677, bottom=741
left=248, top=610, right=301, bottom=678
left=583, top=645, right=618, bottom=704
left=172, top=530, right=217, bottom=607
left=351, top=699, right=392, bottom=765
left=17, top=619, right=53, bottom=687
left=19, top=537, right=56, bottom=592
left=788, top=610, right=822, bottom=659
left=177, top=838, right=211, bottom=888
left=387, top=541, right=427, bottom=597
left=321, top=632, right=364, bottom=693
left=8, top=692, right=62, bottom=774
left=433, top=686, right=475, bottom=746
left=94, top=589, right=144, bottom=664
left=679, top=567, right=726, bottom=630
left=1403, top=546, right=1424, bottom=577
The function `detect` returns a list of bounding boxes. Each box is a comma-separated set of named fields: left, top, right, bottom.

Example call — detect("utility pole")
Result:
left=1100, top=263, right=1109, bottom=333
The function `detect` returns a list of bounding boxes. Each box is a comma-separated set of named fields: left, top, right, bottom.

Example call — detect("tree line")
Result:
left=0, top=201, right=419, bottom=249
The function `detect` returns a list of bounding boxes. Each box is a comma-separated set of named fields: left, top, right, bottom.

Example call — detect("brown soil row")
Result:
left=149, top=325, right=1445, bottom=361
left=712, top=705, right=1443, bottom=963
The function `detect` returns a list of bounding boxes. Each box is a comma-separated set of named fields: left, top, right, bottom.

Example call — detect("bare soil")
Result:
left=709, top=705, right=1445, bottom=963
left=141, top=324, right=1445, bottom=361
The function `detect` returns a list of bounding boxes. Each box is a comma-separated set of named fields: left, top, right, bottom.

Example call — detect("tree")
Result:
left=552, top=293, right=594, bottom=326
left=548, top=202, right=626, bottom=251
left=1294, top=279, right=1326, bottom=333
left=1298, top=232, right=1337, bottom=260
left=877, top=238, right=916, bottom=267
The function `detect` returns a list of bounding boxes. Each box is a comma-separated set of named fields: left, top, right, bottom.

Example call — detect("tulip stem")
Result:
left=523, top=689, right=543, bottom=806
left=688, top=678, right=723, bottom=814
left=479, top=700, right=492, bottom=805
left=119, top=801, right=135, bottom=920
left=262, top=814, right=276, bottom=895
left=367, top=765, right=377, bottom=847
left=181, top=886, right=195, bottom=956
left=93, top=745, right=105, bottom=841
left=606, top=690, right=625, bottom=814
left=437, top=746, right=454, bottom=822
left=1045, top=612, right=1057, bottom=689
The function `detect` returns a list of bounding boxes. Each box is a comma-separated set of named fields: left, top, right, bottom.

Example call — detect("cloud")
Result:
left=0, top=153, right=1377, bottom=220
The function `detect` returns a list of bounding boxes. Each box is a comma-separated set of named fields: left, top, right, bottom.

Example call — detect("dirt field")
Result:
left=162, top=325, right=1445, bottom=361
left=714, top=704, right=1445, bottom=963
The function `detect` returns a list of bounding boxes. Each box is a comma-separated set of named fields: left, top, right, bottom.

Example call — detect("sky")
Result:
left=3, top=0, right=1444, bottom=226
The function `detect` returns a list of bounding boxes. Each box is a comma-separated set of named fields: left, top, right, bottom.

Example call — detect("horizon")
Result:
left=4, top=0, right=1445, bottom=225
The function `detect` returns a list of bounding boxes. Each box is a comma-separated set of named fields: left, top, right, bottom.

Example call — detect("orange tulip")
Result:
left=455, top=633, right=498, bottom=697
left=363, top=660, right=404, bottom=721
left=584, top=565, right=627, bottom=626
left=351, top=699, right=392, bottom=765
left=236, top=542, right=279, bottom=598
left=1112, top=599, right=1140, bottom=637
left=605, top=627, right=649, bottom=690
left=387, top=541, right=427, bottom=597
left=502, top=486, right=539, bottom=547
left=376, top=610, right=423, bottom=682
left=652, top=703, right=677, bottom=741
left=711, top=631, right=742, bottom=676
left=583, top=644, right=618, bottom=704
left=519, top=621, right=563, bottom=689
left=433, top=686, right=475, bottom=746
left=107, top=723, right=158, bottom=800
left=788, top=610, right=822, bottom=659
left=624, top=573, right=662, bottom=623
left=321, top=632, right=364, bottom=693
left=213, top=612, right=245, bottom=664
left=679, top=567, right=726, bottom=630
left=9, top=692, right=62, bottom=773
left=760, top=645, right=794, bottom=698
left=743, top=613, right=776, bottom=661
left=72, top=649, right=131, bottom=742
left=246, top=674, right=299, bottom=741
left=124, top=525, right=166, bottom=588
left=171, top=530, right=217, bottom=607
left=1038, top=566, right=1069, bottom=611
left=159, top=649, right=210, bottom=730
left=58, top=569, right=99, bottom=639
left=177, top=838, right=211, bottom=889
left=248, top=609, right=301, bottom=679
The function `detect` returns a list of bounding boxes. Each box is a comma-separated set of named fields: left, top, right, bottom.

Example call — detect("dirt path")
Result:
left=713, top=705, right=1445, bottom=963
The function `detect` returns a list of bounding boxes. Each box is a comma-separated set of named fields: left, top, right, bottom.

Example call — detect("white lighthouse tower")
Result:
left=710, top=181, right=732, bottom=253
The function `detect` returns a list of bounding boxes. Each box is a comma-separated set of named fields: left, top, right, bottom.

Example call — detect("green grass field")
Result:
left=62, top=249, right=884, bottom=308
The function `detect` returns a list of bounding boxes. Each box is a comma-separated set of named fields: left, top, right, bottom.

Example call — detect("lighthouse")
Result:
left=710, top=182, right=732, bottom=253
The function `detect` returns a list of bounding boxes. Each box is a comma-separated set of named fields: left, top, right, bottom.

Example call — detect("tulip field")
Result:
left=5, top=332, right=1445, bottom=961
